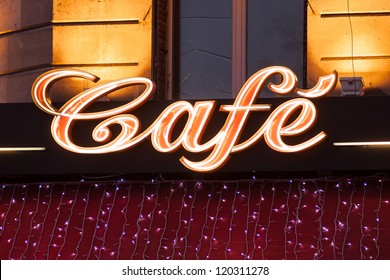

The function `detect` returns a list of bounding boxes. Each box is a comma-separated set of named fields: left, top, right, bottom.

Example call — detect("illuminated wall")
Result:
left=0, top=0, right=152, bottom=102
left=0, top=0, right=53, bottom=102
left=307, top=0, right=390, bottom=95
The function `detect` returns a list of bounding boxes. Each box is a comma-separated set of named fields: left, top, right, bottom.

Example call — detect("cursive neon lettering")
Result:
left=264, top=99, right=326, bottom=152
left=31, top=66, right=337, bottom=172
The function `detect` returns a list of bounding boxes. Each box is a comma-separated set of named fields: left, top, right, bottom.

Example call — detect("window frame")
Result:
left=158, top=0, right=307, bottom=100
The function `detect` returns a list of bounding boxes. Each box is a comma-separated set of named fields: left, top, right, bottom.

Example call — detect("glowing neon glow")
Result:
left=296, top=71, right=338, bottom=98
left=263, top=99, right=326, bottom=153
left=333, top=142, right=390, bottom=147
left=0, top=147, right=46, bottom=152
left=31, top=66, right=337, bottom=172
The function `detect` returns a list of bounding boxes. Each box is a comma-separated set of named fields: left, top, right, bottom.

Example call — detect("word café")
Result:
left=31, top=66, right=337, bottom=172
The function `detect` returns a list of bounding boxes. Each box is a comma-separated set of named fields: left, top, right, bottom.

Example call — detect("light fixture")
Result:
left=0, top=147, right=46, bottom=152
left=339, top=77, right=365, bottom=96
left=334, top=141, right=390, bottom=147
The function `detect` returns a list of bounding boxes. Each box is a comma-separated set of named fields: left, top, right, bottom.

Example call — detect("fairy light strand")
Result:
left=374, top=180, right=383, bottom=259
left=56, top=185, right=80, bottom=259
left=158, top=182, right=175, bottom=259
left=117, top=183, right=132, bottom=259
left=284, top=180, right=292, bottom=259
left=143, top=183, right=160, bottom=259
left=33, top=185, right=53, bottom=259
left=314, top=181, right=326, bottom=259
left=73, top=184, right=92, bottom=260
left=251, top=181, right=264, bottom=259
left=20, top=185, right=41, bottom=259
left=293, top=181, right=303, bottom=259
left=171, top=181, right=187, bottom=260
left=360, top=180, right=367, bottom=259
left=47, top=185, right=67, bottom=259
left=86, top=184, right=106, bottom=259
left=244, top=182, right=252, bottom=259
left=196, top=182, right=211, bottom=259
left=8, top=186, right=28, bottom=259
left=182, top=182, right=198, bottom=259
left=1, top=187, right=16, bottom=245
left=204, top=183, right=219, bottom=260
left=97, top=183, right=118, bottom=259
left=131, top=184, right=146, bottom=259
left=341, top=181, right=355, bottom=259
left=262, top=183, right=276, bottom=260
left=331, top=182, right=342, bottom=259
left=225, top=184, right=239, bottom=259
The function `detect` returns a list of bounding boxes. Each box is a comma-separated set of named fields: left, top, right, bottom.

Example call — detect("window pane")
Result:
left=179, top=0, right=232, bottom=99
left=247, top=0, right=305, bottom=97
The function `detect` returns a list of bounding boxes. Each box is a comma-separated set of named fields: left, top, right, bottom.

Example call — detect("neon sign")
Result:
left=32, top=66, right=337, bottom=172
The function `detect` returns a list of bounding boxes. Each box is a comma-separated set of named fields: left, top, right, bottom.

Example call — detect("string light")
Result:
left=284, top=181, right=292, bottom=259
left=375, top=180, right=383, bottom=259
left=204, top=183, right=219, bottom=260
left=8, top=186, right=28, bottom=259
left=170, top=182, right=187, bottom=259
left=73, top=185, right=92, bottom=259
left=360, top=181, right=367, bottom=259
left=97, top=184, right=118, bottom=259
left=131, top=184, right=146, bottom=259
left=225, top=184, right=238, bottom=259
left=34, top=185, right=53, bottom=259
left=0, top=177, right=389, bottom=259
left=331, top=181, right=342, bottom=259
left=143, top=183, right=160, bottom=259
left=86, top=184, right=106, bottom=259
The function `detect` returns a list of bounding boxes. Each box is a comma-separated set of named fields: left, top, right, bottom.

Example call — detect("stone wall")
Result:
left=307, top=0, right=390, bottom=95
left=0, top=0, right=152, bottom=102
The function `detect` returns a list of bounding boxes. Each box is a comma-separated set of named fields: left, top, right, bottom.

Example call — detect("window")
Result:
left=162, top=0, right=306, bottom=100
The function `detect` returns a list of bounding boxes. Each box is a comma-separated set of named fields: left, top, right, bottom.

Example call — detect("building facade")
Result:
left=0, top=0, right=152, bottom=102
